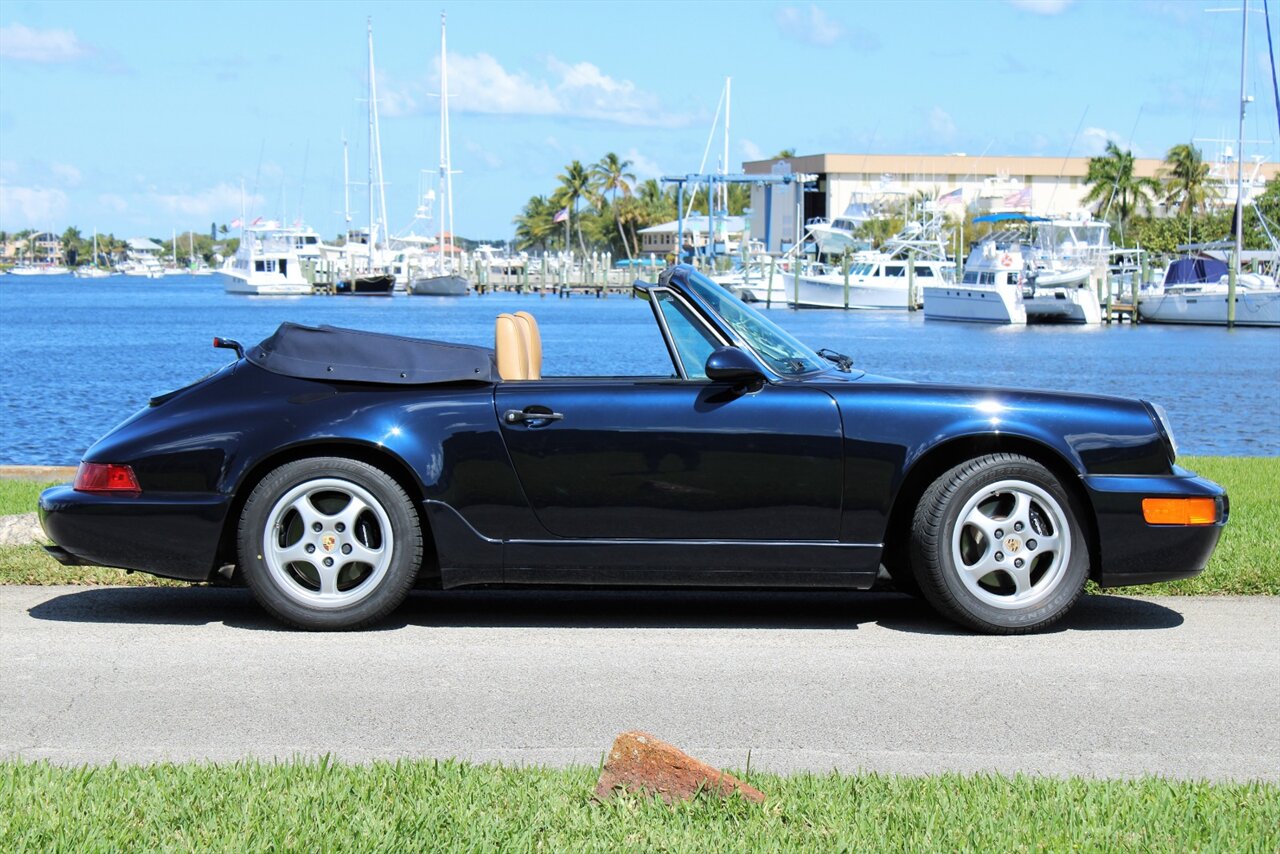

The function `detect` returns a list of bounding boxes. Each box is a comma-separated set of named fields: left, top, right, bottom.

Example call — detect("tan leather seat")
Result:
left=495, top=313, right=529, bottom=380
left=514, top=311, right=541, bottom=379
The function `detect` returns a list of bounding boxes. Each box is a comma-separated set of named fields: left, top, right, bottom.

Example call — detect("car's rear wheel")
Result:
left=909, top=453, right=1088, bottom=634
left=237, top=457, right=422, bottom=630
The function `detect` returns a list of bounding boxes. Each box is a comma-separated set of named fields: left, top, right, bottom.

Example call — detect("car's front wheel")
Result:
left=237, top=457, right=422, bottom=630
left=909, top=453, right=1089, bottom=634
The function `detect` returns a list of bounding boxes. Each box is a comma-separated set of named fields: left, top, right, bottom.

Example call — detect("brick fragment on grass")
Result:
left=595, top=731, right=765, bottom=804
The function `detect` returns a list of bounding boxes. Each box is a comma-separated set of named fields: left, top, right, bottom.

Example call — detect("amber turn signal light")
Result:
left=74, top=462, right=141, bottom=494
left=1142, top=497, right=1217, bottom=526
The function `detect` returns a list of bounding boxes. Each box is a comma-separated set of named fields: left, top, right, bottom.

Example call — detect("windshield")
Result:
left=682, top=270, right=828, bottom=375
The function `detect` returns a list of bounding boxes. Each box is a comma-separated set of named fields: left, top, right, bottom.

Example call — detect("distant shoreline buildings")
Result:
left=746, top=152, right=1280, bottom=253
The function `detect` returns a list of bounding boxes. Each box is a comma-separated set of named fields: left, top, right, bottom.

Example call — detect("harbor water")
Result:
left=1, top=274, right=1276, bottom=465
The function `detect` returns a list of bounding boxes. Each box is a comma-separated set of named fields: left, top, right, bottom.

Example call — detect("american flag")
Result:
left=1003, top=188, right=1032, bottom=208
left=553, top=207, right=569, bottom=223
left=938, top=188, right=963, bottom=206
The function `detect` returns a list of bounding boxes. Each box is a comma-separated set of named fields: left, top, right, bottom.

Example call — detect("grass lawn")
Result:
left=2, top=760, right=1276, bottom=852
left=1, top=456, right=1276, bottom=593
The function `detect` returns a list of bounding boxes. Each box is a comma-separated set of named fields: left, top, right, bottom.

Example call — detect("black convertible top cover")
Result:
left=248, top=322, right=496, bottom=385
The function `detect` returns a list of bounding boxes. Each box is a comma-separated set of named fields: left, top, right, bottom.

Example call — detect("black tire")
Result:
left=237, top=457, right=422, bottom=630
left=909, top=453, right=1089, bottom=634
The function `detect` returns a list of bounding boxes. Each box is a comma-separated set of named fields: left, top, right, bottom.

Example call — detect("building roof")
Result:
left=744, top=152, right=1280, bottom=181
left=639, top=215, right=746, bottom=235
left=127, top=238, right=163, bottom=251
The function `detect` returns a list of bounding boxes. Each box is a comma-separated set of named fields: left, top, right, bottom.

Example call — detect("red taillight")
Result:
left=74, top=462, right=141, bottom=494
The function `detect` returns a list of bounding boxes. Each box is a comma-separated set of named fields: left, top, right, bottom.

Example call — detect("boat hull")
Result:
left=1024, top=287, right=1102, bottom=324
left=410, top=274, right=469, bottom=296
left=923, top=285, right=1026, bottom=324
left=1138, top=290, right=1280, bottom=327
left=336, top=273, right=396, bottom=296
left=780, top=273, right=919, bottom=310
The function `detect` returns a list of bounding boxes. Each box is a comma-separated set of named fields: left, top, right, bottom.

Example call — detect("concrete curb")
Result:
left=0, top=466, right=76, bottom=482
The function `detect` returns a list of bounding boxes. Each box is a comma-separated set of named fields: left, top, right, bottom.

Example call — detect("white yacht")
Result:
left=218, top=226, right=313, bottom=295
left=1138, top=253, right=1280, bottom=327
left=925, top=214, right=1104, bottom=324
left=779, top=208, right=955, bottom=309
left=924, top=233, right=1027, bottom=324
left=1021, top=217, right=1108, bottom=323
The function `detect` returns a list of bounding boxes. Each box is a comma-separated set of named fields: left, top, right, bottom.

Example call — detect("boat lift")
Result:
left=660, top=169, right=816, bottom=263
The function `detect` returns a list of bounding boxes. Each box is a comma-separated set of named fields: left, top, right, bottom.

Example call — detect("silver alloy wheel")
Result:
left=949, top=478, right=1071, bottom=610
left=262, top=477, right=394, bottom=610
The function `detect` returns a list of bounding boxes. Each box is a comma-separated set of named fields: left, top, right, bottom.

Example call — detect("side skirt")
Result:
left=423, top=499, right=880, bottom=590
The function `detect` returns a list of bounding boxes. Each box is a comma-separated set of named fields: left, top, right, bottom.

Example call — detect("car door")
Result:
left=493, top=288, right=843, bottom=541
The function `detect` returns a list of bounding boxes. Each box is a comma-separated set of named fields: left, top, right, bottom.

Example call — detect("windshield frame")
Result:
left=663, top=267, right=832, bottom=379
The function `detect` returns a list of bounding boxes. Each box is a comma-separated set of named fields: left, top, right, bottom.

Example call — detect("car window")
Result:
left=682, top=271, right=826, bottom=376
left=655, top=290, right=721, bottom=379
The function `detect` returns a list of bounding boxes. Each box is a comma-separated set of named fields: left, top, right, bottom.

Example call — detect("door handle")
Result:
left=503, top=408, right=565, bottom=425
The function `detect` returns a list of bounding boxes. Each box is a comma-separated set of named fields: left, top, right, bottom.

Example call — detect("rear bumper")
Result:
left=1082, top=470, right=1228, bottom=588
left=38, top=485, right=230, bottom=582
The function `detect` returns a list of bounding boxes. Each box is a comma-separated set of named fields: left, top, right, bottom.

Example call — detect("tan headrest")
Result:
left=495, top=313, right=528, bottom=381
left=514, top=311, right=541, bottom=380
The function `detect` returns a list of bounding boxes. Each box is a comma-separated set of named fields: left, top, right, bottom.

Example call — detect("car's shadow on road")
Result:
left=26, top=586, right=1185, bottom=633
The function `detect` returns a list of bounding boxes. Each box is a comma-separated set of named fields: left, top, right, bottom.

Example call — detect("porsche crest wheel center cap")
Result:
left=321, top=534, right=338, bottom=553
left=1004, top=536, right=1022, bottom=554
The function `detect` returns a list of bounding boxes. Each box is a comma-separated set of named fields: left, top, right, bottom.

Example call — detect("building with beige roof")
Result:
left=744, top=153, right=1278, bottom=253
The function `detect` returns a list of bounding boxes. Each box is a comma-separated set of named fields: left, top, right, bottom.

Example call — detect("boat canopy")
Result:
left=973, top=213, right=1050, bottom=224
left=1165, top=257, right=1228, bottom=285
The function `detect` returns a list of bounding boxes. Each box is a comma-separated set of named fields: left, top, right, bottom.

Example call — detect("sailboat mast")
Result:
left=440, top=12, right=453, bottom=265
left=367, top=18, right=376, bottom=272
left=1228, top=0, right=1249, bottom=327
left=342, top=135, right=351, bottom=226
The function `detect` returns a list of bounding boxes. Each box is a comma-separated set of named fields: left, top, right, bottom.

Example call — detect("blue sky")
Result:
left=1, top=0, right=1277, bottom=241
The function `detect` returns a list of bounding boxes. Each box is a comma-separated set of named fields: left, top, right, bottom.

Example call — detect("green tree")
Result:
left=1081, top=142, right=1160, bottom=235
left=592, top=152, right=636, bottom=259
left=1160, top=144, right=1218, bottom=216
left=513, top=195, right=559, bottom=253
left=60, top=226, right=85, bottom=267
left=553, top=160, right=595, bottom=257
left=773, top=148, right=796, bottom=159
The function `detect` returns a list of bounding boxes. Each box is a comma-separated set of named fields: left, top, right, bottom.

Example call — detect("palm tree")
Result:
left=513, top=195, right=558, bottom=253
left=773, top=148, right=796, bottom=159
left=1081, top=142, right=1159, bottom=232
left=1161, top=143, right=1218, bottom=216
left=554, top=160, right=594, bottom=257
left=592, top=152, right=637, bottom=259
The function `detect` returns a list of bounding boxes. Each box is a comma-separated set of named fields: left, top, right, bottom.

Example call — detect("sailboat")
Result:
left=74, top=229, right=111, bottom=278
left=1138, top=0, right=1280, bottom=327
left=410, top=12, right=468, bottom=296
left=337, top=19, right=395, bottom=296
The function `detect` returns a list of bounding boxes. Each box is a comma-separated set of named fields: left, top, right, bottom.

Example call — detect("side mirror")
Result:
left=704, top=347, right=766, bottom=385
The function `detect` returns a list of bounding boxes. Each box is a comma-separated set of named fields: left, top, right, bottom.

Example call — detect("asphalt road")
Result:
left=2, top=585, right=1277, bottom=781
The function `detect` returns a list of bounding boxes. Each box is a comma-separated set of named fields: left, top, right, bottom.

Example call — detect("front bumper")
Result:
left=39, top=485, right=231, bottom=582
left=1082, top=468, right=1228, bottom=587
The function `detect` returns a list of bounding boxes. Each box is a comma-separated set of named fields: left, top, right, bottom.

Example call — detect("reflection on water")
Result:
left=0, top=275, right=1275, bottom=463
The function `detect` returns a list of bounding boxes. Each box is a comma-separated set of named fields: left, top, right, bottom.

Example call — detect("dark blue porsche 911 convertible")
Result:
left=40, top=265, right=1228, bottom=633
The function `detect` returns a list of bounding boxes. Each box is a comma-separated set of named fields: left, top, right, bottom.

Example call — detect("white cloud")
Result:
left=622, top=148, right=663, bottom=181
left=927, top=107, right=957, bottom=141
left=1007, top=0, right=1074, bottom=15
left=776, top=5, right=845, bottom=47
left=1081, top=127, right=1118, bottom=155
left=51, top=163, right=81, bottom=187
left=0, top=23, right=88, bottom=63
left=149, top=183, right=263, bottom=219
left=98, top=193, right=128, bottom=213
left=740, top=139, right=765, bottom=163
left=394, top=53, right=688, bottom=127
left=464, top=141, right=504, bottom=170
left=0, top=185, right=69, bottom=226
